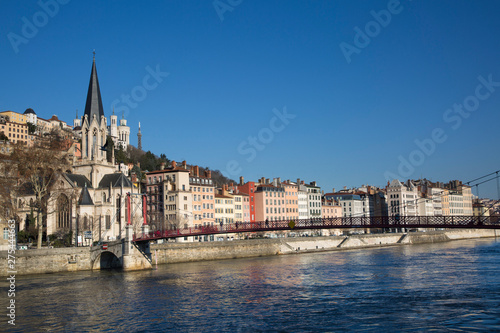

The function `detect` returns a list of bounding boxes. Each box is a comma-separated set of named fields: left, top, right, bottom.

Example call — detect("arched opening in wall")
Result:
left=94, top=251, right=122, bottom=270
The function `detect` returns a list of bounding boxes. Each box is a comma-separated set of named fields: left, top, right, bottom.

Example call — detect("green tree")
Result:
left=0, top=131, right=8, bottom=141
left=105, top=135, right=115, bottom=162
left=26, top=122, right=37, bottom=135
left=139, top=151, right=159, bottom=172
left=114, top=145, right=128, bottom=165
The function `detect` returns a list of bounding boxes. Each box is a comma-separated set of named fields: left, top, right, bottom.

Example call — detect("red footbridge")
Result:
left=133, top=215, right=500, bottom=242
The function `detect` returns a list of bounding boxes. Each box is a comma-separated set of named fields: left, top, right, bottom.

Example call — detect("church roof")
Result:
left=99, top=173, right=133, bottom=188
left=24, top=108, right=35, bottom=115
left=83, top=55, right=105, bottom=125
left=79, top=184, right=94, bottom=206
left=64, top=174, right=92, bottom=188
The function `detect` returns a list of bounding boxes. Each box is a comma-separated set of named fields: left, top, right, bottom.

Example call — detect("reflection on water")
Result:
left=4, top=238, right=500, bottom=332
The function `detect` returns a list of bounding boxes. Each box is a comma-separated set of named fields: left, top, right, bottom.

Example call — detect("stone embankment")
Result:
left=1, top=229, right=498, bottom=276
left=150, top=229, right=498, bottom=264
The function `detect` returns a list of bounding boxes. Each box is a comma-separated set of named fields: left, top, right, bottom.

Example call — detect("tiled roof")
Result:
left=99, top=173, right=133, bottom=188
left=63, top=173, right=92, bottom=188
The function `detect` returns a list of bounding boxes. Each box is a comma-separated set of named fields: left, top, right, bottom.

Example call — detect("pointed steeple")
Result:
left=83, top=52, right=105, bottom=125
left=79, top=183, right=94, bottom=206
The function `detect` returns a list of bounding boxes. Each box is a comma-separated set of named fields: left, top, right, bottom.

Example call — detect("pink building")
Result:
left=254, top=184, right=287, bottom=222
left=282, top=181, right=299, bottom=221
left=322, top=198, right=342, bottom=218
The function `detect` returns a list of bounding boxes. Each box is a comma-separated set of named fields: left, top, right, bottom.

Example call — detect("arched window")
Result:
left=57, top=194, right=70, bottom=229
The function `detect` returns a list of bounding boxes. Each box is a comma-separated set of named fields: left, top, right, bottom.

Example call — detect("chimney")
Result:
left=266, top=178, right=270, bottom=184
left=297, top=178, right=300, bottom=185
left=332, top=187, right=335, bottom=193
left=260, top=177, right=265, bottom=184
left=206, top=170, right=211, bottom=178
left=172, top=161, right=177, bottom=168
left=160, top=162, right=165, bottom=170
left=182, top=160, right=187, bottom=169
left=194, top=165, right=199, bottom=177
left=301, top=180, right=305, bottom=185
left=311, top=181, right=317, bottom=186
left=222, top=184, right=229, bottom=195
left=239, top=176, right=244, bottom=186
left=344, top=186, right=347, bottom=190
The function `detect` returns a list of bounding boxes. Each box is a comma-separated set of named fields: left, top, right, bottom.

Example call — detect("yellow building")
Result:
left=441, top=189, right=450, bottom=216
left=0, top=120, right=33, bottom=146
left=0, top=111, right=27, bottom=124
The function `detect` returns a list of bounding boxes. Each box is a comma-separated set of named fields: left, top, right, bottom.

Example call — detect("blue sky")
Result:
left=1, top=0, right=499, bottom=199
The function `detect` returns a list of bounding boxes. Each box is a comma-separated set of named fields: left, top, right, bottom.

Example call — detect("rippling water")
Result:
left=4, top=238, right=500, bottom=332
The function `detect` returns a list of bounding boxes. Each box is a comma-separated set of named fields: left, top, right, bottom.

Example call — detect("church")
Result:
left=17, top=55, right=144, bottom=245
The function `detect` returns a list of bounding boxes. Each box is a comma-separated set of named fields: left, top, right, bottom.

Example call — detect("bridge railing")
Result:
left=132, top=215, right=500, bottom=241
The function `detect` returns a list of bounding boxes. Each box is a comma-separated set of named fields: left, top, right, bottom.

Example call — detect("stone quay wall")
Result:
left=0, top=247, right=92, bottom=276
left=150, top=229, right=499, bottom=264
left=1, top=229, right=498, bottom=276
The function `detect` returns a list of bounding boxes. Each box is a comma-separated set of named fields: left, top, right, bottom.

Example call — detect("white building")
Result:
left=386, top=179, right=419, bottom=217
left=305, top=181, right=322, bottom=219
left=108, top=111, right=130, bottom=150
left=297, top=185, right=308, bottom=220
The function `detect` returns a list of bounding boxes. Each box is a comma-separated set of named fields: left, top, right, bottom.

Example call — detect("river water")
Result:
left=5, top=238, right=500, bottom=332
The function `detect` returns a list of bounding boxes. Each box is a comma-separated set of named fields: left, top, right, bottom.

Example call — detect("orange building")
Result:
left=236, top=178, right=256, bottom=222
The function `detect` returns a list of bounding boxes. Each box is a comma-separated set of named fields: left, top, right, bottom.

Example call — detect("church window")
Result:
left=56, top=194, right=70, bottom=229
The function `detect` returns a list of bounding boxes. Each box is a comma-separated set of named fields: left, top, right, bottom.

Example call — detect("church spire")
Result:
left=83, top=52, right=105, bottom=125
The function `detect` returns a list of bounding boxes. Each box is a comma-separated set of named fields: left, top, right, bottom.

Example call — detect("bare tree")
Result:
left=10, top=136, right=71, bottom=248
left=0, top=151, right=19, bottom=223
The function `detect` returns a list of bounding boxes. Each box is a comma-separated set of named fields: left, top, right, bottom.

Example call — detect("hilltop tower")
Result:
left=137, top=122, right=142, bottom=150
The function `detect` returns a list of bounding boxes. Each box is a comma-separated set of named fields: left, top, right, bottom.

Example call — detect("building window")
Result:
left=56, top=194, right=71, bottom=229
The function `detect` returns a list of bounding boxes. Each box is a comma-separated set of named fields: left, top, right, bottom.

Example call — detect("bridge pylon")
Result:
left=122, top=224, right=152, bottom=271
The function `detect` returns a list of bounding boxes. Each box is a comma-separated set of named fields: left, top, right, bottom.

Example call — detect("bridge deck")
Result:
left=133, top=215, right=500, bottom=242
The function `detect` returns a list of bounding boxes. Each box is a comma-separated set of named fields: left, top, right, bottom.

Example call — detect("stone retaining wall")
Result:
left=0, top=247, right=91, bottom=276
left=1, top=229, right=498, bottom=276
